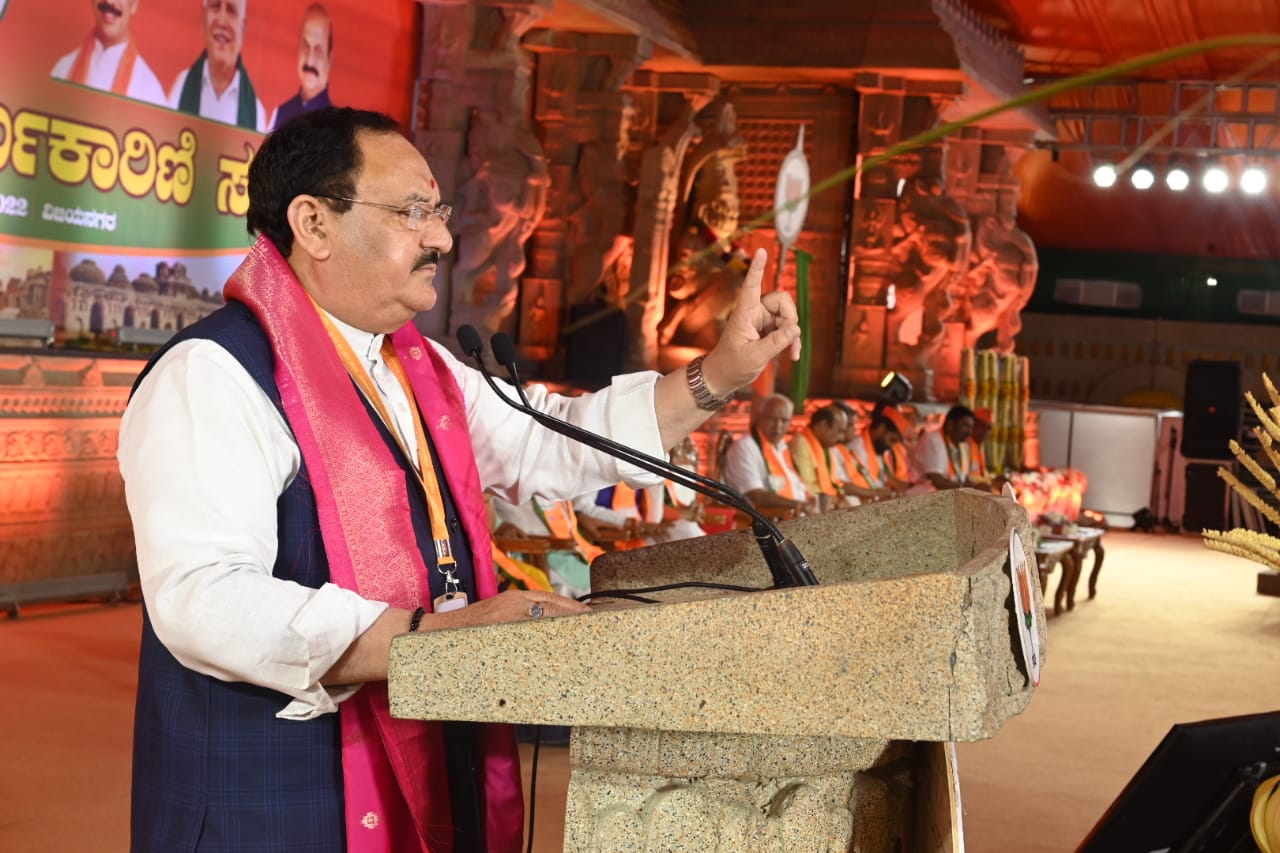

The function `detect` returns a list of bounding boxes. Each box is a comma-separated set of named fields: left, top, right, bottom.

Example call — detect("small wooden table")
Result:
left=1039, top=527, right=1106, bottom=613
left=1034, top=540, right=1075, bottom=615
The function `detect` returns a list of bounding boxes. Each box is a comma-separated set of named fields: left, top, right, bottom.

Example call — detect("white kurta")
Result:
left=914, top=427, right=966, bottom=480
left=167, top=64, right=267, bottom=131
left=118, top=325, right=664, bottom=719
left=51, top=38, right=167, bottom=105
left=722, top=433, right=808, bottom=501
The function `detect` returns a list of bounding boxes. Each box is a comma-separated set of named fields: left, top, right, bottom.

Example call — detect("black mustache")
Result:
left=302, top=65, right=319, bottom=76
left=98, top=1, right=123, bottom=14
left=414, top=249, right=441, bottom=270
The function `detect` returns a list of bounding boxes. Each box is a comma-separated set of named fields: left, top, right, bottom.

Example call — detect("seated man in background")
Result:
left=827, top=400, right=867, bottom=506
left=722, top=393, right=810, bottom=515
left=845, top=406, right=911, bottom=502
left=965, top=407, right=1010, bottom=493
left=789, top=403, right=848, bottom=513
left=914, top=404, right=979, bottom=491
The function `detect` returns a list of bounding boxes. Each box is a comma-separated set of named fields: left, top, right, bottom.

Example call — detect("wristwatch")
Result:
left=686, top=355, right=733, bottom=411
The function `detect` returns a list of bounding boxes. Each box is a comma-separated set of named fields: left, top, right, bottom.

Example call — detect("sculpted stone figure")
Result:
left=886, top=172, right=971, bottom=397
left=956, top=193, right=1037, bottom=351
left=452, top=108, right=550, bottom=336
left=658, top=105, right=749, bottom=351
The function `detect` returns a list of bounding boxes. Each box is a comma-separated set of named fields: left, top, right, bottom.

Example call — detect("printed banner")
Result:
left=0, top=0, right=417, bottom=339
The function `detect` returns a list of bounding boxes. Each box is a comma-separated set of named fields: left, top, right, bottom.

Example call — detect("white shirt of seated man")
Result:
left=722, top=394, right=809, bottom=507
left=912, top=407, right=977, bottom=492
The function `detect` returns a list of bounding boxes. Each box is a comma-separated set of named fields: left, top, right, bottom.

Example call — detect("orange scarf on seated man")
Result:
left=604, top=483, right=647, bottom=550
left=884, top=441, right=911, bottom=483
left=752, top=427, right=797, bottom=499
left=795, top=427, right=838, bottom=496
left=943, top=435, right=972, bottom=480
left=968, top=438, right=989, bottom=479
left=842, top=431, right=885, bottom=490
left=490, top=543, right=553, bottom=592
left=831, top=443, right=860, bottom=491
left=535, top=499, right=606, bottom=563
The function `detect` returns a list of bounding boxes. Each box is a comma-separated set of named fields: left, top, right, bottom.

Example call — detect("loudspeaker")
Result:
left=564, top=302, right=626, bottom=389
left=1080, top=711, right=1280, bottom=852
left=1181, top=359, right=1242, bottom=460
left=1182, top=461, right=1227, bottom=532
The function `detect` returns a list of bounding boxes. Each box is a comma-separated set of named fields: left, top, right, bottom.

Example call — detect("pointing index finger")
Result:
left=735, top=248, right=768, bottom=311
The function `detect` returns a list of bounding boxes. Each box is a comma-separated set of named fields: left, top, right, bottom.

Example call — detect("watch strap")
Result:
left=687, top=355, right=733, bottom=411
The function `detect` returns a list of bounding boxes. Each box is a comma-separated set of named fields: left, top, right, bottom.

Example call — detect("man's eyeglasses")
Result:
left=317, top=196, right=454, bottom=231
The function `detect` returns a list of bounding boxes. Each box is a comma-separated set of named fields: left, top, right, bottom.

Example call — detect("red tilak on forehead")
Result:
left=430, top=179, right=436, bottom=189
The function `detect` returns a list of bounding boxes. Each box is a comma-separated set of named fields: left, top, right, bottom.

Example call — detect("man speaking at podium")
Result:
left=117, top=107, right=801, bottom=852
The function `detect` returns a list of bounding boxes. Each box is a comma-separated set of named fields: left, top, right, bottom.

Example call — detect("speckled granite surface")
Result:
left=389, top=489, right=1044, bottom=742
left=388, top=489, right=1042, bottom=851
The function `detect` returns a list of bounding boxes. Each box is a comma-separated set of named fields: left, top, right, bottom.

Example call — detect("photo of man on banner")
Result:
left=271, top=3, right=333, bottom=130
left=168, top=0, right=266, bottom=131
left=51, top=0, right=167, bottom=106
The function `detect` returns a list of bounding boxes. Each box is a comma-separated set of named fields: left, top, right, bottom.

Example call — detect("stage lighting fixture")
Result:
left=1092, top=163, right=1118, bottom=188
left=1202, top=164, right=1229, bottom=194
left=1206, top=276, right=1218, bottom=287
left=1165, top=164, right=1190, bottom=191
left=1241, top=166, right=1267, bottom=195
left=878, top=371, right=913, bottom=405
left=1130, top=165, right=1155, bottom=190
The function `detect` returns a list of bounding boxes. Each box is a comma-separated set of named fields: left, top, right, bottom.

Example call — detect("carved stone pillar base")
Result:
left=564, top=728, right=925, bottom=852
left=0, top=354, right=142, bottom=610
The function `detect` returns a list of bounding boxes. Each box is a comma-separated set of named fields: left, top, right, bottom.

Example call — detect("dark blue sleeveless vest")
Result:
left=129, top=301, right=485, bottom=852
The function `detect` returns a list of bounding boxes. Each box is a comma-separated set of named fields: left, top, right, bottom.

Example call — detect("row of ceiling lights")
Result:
left=1091, top=161, right=1269, bottom=194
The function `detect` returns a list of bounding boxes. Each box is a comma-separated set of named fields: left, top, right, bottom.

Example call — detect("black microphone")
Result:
left=457, top=325, right=818, bottom=588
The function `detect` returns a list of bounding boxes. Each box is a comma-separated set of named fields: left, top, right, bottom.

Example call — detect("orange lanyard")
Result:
left=314, top=310, right=456, bottom=570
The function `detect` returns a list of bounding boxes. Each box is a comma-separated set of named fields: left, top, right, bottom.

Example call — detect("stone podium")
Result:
left=389, top=488, right=1044, bottom=851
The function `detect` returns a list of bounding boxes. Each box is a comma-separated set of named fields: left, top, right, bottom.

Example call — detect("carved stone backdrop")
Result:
left=0, top=354, right=143, bottom=603
left=524, top=30, right=651, bottom=362
left=839, top=76, right=1039, bottom=403
left=414, top=0, right=550, bottom=345
left=726, top=86, right=855, bottom=394
left=410, top=0, right=1044, bottom=405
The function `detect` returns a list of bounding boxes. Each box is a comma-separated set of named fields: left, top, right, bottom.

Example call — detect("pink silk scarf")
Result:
left=223, top=237, right=523, bottom=853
